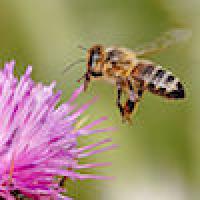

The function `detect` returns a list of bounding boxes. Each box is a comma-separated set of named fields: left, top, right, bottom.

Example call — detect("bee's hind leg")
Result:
left=123, top=98, right=137, bottom=124
left=124, top=80, right=146, bottom=123
left=116, top=82, right=125, bottom=119
left=116, top=81, right=135, bottom=123
left=123, top=80, right=137, bottom=124
left=116, top=80, right=135, bottom=123
left=116, top=79, right=144, bottom=123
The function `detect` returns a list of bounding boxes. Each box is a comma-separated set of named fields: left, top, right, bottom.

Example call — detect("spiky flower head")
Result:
left=0, top=61, right=115, bottom=200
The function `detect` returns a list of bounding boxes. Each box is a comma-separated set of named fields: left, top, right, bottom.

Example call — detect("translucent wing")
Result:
left=134, top=29, right=192, bottom=57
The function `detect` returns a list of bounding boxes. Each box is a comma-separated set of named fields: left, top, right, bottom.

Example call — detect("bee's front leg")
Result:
left=84, top=72, right=91, bottom=91
left=77, top=72, right=91, bottom=91
left=84, top=71, right=103, bottom=91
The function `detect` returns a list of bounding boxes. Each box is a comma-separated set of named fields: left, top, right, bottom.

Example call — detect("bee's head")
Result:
left=77, top=44, right=104, bottom=91
left=87, top=45, right=104, bottom=71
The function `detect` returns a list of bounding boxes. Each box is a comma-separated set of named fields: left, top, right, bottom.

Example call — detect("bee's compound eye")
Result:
left=89, top=52, right=99, bottom=68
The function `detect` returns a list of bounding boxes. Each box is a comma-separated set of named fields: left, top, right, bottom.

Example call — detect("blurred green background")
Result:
left=0, top=0, right=199, bottom=199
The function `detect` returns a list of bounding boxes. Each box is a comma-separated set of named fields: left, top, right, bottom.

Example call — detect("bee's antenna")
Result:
left=78, top=45, right=87, bottom=51
left=62, top=58, right=85, bottom=74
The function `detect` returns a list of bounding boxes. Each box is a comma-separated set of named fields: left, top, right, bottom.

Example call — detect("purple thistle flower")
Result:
left=0, top=61, right=116, bottom=200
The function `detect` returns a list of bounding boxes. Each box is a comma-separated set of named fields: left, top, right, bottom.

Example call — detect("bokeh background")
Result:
left=0, top=0, right=199, bottom=199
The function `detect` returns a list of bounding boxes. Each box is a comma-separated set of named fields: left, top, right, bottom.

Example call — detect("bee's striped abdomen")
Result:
left=137, top=64, right=185, bottom=99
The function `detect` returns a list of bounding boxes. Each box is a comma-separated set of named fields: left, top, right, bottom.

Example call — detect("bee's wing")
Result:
left=134, top=29, right=191, bottom=57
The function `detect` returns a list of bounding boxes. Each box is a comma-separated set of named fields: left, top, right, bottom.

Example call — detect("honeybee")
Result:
left=65, top=29, right=191, bottom=123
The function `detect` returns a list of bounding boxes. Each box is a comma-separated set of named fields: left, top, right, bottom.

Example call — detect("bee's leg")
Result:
left=124, top=80, right=146, bottom=123
left=83, top=72, right=91, bottom=91
left=123, top=79, right=138, bottom=123
left=137, top=81, right=146, bottom=99
left=91, top=71, right=103, bottom=77
left=116, top=81, right=125, bottom=118
left=59, top=176, right=66, bottom=187
left=83, top=71, right=103, bottom=91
